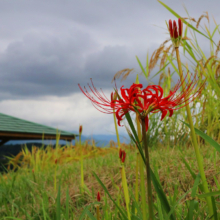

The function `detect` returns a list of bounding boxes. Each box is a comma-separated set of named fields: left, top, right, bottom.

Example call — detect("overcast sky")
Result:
left=0, top=0, right=219, bottom=137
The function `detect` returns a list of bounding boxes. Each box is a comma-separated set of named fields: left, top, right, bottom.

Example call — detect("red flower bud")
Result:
left=111, top=92, right=117, bottom=108
left=173, top=21, right=178, bottom=39
left=111, top=92, right=114, bottom=101
left=121, top=151, right=126, bottom=163
left=79, top=125, right=83, bottom=135
left=178, top=18, right=182, bottom=37
left=119, top=148, right=122, bottom=159
left=169, top=19, right=173, bottom=38
left=97, top=191, right=101, bottom=202
left=55, top=159, right=58, bottom=164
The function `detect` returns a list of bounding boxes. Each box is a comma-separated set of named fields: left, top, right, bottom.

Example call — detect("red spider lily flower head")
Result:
left=168, top=18, right=183, bottom=47
left=97, top=191, right=101, bottom=202
left=79, top=125, right=83, bottom=135
left=78, top=73, right=205, bottom=132
left=119, top=149, right=126, bottom=163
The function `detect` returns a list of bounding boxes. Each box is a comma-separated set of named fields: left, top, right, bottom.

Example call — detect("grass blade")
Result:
left=136, top=56, right=147, bottom=77
left=188, top=173, right=200, bottom=220
left=180, top=120, right=220, bottom=153
left=92, top=171, right=129, bottom=220
left=56, top=181, right=61, bottom=220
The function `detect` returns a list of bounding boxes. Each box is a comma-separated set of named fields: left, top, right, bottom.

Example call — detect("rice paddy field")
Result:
left=0, top=140, right=219, bottom=220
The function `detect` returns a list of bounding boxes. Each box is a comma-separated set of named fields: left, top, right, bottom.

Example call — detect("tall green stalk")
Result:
left=175, top=47, right=213, bottom=218
left=135, top=151, right=139, bottom=210
left=136, top=75, right=147, bottom=220
left=113, top=107, right=121, bottom=151
left=136, top=115, right=147, bottom=220
left=121, top=164, right=131, bottom=220
left=141, top=118, right=154, bottom=220
left=79, top=125, right=84, bottom=193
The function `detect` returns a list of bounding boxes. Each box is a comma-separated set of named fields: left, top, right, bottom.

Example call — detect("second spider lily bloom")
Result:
left=78, top=73, right=205, bottom=131
left=168, top=18, right=183, bottom=47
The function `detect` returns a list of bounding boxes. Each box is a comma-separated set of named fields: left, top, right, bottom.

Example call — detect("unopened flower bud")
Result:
left=119, top=149, right=126, bottom=163
left=169, top=19, right=173, bottom=38
left=119, top=148, right=122, bottom=159
left=79, top=125, right=83, bottom=135
left=97, top=191, right=101, bottom=202
left=121, top=151, right=126, bottom=163
left=178, top=18, right=182, bottom=37
left=173, top=21, right=178, bottom=39
left=168, top=18, right=184, bottom=47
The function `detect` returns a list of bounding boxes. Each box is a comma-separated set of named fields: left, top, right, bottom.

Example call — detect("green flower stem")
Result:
left=135, top=151, right=139, bottom=208
left=96, top=205, right=100, bottom=220
left=141, top=118, right=153, bottom=220
left=79, top=133, right=84, bottom=193
left=136, top=76, right=147, bottom=220
left=175, top=47, right=213, bottom=218
left=113, top=108, right=121, bottom=150
left=121, top=165, right=131, bottom=220
left=137, top=113, right=147, bottom=220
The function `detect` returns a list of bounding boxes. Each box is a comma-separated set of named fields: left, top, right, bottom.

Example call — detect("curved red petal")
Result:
left=161, top=109, right=168, bottom=121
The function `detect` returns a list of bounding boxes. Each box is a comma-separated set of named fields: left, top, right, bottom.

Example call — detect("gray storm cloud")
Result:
left=0, top=0, right=218, bottom=135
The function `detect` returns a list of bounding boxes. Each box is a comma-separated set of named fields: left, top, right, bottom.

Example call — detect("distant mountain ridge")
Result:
left=0, top=134, right=130, bottom=159
left=3, top=133, right=130, bottom=147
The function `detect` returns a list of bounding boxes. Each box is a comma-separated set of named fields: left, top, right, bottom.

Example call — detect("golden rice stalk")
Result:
left=205, top=11, right=210, bottom=23
left=112, top=68, right=134, bottom=82
left=204, top=56, right=216, bottom=68
left=215, top=40, right=220, bottom=57
left=149, top=44, right=165, bottom=75
left=158, top=73, right=165, bottom=86
left=160, top=44, right=172, bottom=69
left=182, top=17, right=196, bottom=22
left=196, top=12, right=209, bottom=28
left=171, top=46, right=175, bottom=58
left=201, top=98, right=207, bottom=124
left=211, top=60, right=218, bottom=69
left=215, top=64, right=220, bottom=78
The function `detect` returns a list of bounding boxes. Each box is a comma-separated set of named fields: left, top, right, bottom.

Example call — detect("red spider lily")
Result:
left=78, top=73, right=205, bottom=131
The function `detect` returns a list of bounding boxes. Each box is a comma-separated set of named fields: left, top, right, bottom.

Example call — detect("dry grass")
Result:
left=196, top=12, right=209, bottom=28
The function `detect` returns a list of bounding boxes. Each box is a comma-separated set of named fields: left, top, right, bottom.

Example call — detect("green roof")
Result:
left=0, top=112, right=76, bottom=137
